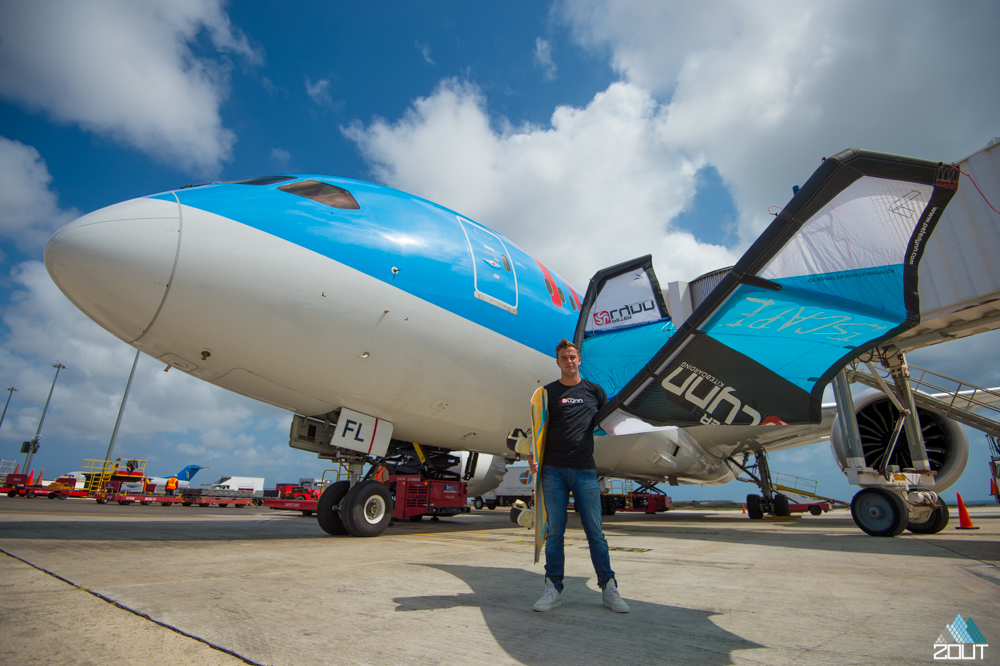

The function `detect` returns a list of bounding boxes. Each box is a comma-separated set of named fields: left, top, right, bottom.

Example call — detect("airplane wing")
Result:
left=577, top=149, right=961, bottom=436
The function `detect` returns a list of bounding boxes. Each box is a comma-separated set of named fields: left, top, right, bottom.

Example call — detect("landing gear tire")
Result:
left=317, top=480, right=351, bottom=536
left=473, top=497, right=484, bottom=510
left=851, top=488, right=908, bottom=537
left=340, top=480, right=394, bottom=537
left=773, top=493, right=790, bottom=517
left=907, top=499, right=950, bottom=534
left=746, top=494, right=763, bottom=520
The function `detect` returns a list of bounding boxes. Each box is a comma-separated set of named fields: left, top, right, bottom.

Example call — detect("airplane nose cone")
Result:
left=44, top=197, right=181, bottom=342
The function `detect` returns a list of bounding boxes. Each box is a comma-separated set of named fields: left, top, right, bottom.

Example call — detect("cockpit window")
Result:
left=229, top=175, right=297, bottom=186
left=278, top=180, right=360, bottom=209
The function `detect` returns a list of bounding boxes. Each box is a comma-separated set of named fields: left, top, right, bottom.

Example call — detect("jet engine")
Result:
left=453, top=452, right=509, bottom=498
left=830, top=389, right=969, bottom=492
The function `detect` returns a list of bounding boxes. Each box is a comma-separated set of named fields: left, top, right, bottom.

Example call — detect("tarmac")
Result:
left=0, top=497, right=997, bottom=666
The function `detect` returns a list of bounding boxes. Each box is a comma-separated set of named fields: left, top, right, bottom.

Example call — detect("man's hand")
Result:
left=528, top=456, right=537, bottom=474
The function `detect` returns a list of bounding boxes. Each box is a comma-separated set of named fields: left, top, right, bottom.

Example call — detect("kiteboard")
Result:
left=530, top=386, right=548, bottom=564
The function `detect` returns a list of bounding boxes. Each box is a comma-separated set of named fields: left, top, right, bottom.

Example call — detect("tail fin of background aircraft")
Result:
left=176, top=465, right=207, bottom=481
left=581, top=149, right=960, bottom=435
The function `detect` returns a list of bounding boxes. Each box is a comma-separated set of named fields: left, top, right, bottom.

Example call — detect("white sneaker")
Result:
left=532, top=578, right=561, bottom=612
left=602, top=579, right=629, bottom=613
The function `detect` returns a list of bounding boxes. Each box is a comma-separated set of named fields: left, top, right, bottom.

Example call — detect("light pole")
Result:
left=0, top=386, right=16, bottom=433
left=105, top=350, right=140, bottom=463
left=22, top=363, right=66, bottom=472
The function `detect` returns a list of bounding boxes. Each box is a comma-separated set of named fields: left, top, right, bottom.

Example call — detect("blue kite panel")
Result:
left=705, top=276, right=904, bottom=391
left=775, top=264, right=906, bottom=319
left=582, top=320, right=677, bottom=398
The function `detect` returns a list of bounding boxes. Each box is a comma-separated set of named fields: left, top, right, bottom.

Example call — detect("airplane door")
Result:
left=458, top=216, right=519, bottom=315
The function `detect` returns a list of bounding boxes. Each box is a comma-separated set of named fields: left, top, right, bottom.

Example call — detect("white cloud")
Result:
left=305, top=77, right=345, bottom=112
left=345, top=3, right=999, bottom=289
left=270, top=147, right=291, bottom=168
left=534, top=38, right=557, bottom=81
left=305, top=77, right=333, bottom=107
left=415, top=41, right=435, bottom=65
left=556, top=1, right=1000, bottom=243
left=0, top=0, right=261, bottom=177
left=344, top=79, right=737, bottom=288
left=0, top=137, right=79, bottom=254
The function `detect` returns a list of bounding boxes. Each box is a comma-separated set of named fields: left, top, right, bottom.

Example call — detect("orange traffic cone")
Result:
left=38, top=469, right=43, bottom=484
left=955, top=493, right=980, bottom=530
left=12, top=462, right=18, bottom=474
left=991, top=477, right=999, bottom=497
left=742, top=504, right=746, bottom=514
left=26, top=469, right=34, bottom=486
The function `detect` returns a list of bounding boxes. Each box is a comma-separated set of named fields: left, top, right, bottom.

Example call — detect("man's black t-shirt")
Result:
left=542, top=379, right=607, bottom=470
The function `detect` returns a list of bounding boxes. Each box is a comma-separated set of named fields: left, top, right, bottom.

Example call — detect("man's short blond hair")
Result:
left=555, top=338, right=580, bottom=356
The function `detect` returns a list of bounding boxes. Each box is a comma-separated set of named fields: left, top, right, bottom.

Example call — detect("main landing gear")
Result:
left=315, top=441, right=469, bottom=538
left=727, top=449, right=791, bottom=519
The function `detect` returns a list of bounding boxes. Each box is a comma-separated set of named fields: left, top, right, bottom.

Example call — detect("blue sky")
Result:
left=1, top=1, right=998, bottom=503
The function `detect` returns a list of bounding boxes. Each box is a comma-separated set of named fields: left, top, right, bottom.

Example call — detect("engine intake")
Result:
left=830, top=389, right=968, bottom=492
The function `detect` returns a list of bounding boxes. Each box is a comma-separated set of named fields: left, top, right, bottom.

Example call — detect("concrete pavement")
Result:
left=1, top=498, right=997, bottom=665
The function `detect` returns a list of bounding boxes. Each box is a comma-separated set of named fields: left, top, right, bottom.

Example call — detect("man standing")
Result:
left=529, top=338, right=628, bottom=613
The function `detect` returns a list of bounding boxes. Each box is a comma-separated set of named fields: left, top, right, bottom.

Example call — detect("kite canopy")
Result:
left=577, top=149, right=960, bottom=436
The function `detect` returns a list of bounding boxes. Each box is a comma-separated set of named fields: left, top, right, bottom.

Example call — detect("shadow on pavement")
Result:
left=394, top=563, right=763, bottom=666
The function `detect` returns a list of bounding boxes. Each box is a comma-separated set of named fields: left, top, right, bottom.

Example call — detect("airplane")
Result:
left=43, top=142, right=1000, bottom=538
left=146, top=464, right=207, bottom=490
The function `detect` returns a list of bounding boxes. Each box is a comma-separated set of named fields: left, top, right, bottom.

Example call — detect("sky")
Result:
left=1, top=1, right=999, bottom=504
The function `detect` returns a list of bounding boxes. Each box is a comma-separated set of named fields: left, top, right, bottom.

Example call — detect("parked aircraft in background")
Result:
left=147, top=464, right=206, bottom=489
left=43, top=140, right=1000, bottom=537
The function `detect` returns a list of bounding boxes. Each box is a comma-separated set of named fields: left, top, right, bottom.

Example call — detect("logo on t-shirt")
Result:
left=562, top=398, right=584, bottom=404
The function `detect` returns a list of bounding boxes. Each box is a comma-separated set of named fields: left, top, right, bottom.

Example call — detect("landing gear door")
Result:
left=332, top=408, right=393, bottom=458
left=458, top=216, right=518, bottom=315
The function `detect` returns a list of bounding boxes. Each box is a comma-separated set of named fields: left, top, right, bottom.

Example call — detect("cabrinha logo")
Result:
left=934, top=614, right=988, bottom=660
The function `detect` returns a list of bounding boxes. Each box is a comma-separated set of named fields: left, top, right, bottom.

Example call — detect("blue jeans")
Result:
left=541, top=465, right=615, bottom=592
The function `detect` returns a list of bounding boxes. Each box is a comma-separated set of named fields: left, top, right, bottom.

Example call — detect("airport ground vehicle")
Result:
left=96, top=491, right=254, bottom=507
left=474, top=465, right=534, bottom=509
left=598, top=479, right=674, bottom=515
left=265, top=468, right=470, bottom=523
left=2, top=472, right=90, bottom=499
left=263, top=476, right=336, bottom=515
left=204, top=476, right=265, bottom=493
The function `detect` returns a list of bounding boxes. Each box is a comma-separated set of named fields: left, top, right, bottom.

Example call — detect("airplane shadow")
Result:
left=393, top=563, right=763, bottom=666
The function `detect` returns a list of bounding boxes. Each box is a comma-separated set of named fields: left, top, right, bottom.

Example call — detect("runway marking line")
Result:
left=0, top=546, right=264, bottom=666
